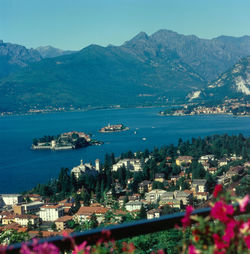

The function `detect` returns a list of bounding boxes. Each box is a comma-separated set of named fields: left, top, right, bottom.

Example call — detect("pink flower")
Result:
left=157, top=250, right=165, bottom=254
left=222, top=220, right=236, bottom=243
left=181, top=206, right=194, bottom=228
left=20, top=244, right=32, bottom=254
left=240, top=219, right=250, bottom=233
left=33, top=242, right=59, bottom=254
left=188, top=245, right=199, bottom=254
left=211, top=201, right=234, bottom=223
left=244, top=235, right=250, bottom=249
left=73, top=241, right=91, bottom=254
left=213, top=185, right=223, bottom=198
left=239, top=195, right=249, bottom=212
left=213, top=234, right=229, bottom=250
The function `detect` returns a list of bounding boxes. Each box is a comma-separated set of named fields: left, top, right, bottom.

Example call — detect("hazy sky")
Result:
left=1, top=0, right=250, bottom=50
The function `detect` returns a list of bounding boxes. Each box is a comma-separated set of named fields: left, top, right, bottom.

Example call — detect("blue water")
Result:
left=0, top=108, right=249, bottom=193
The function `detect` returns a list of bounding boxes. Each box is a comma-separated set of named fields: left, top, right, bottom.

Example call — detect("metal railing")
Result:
left=5, top=202, right=250, bottom=253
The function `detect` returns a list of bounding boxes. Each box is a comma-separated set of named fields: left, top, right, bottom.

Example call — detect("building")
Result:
left=138, top=180, right=152, bottom=193
left=198, top=155, right=215, bottom=163
left=147, top=209, right=161, bottom=220
left=112, top=159, right=144, bottom=172
left=0, top=194, right=23, bottom=207
left=71, top=159, right=99, bottom=179
left=218, top=158, right=228, bottom=167
left=13, top=201, right=44, bottom=215
left=39, top=204, right=64, bottom=222
left=55, top=215, right=73, bottom=231
left=74, top=206, right=108, bottom=224
left=196, top=192, right=209, bottom=201
left=207, top=167, right=217, bottom=175
left=154, top=173, right=165, bottom=183
left=145, top=189, right=167, bottom=203
left=14, top=214, right=39, bottom=227
left=191, top=179, right=207, bottom=193
left=175, top=191, right=193, bottom=206
left=176, top=156, right=193, bottom=166
left=125, top=201, right=143, bottom=211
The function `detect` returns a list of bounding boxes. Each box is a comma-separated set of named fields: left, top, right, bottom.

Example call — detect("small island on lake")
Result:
left=99, top=123, right=129, bottom=133
left=32, top=131, right=103, bottom=150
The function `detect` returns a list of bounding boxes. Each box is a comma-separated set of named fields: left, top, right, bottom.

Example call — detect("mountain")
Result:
left=122, top=30, right=250, bottom=81
left=200, top=56, right=250, bottom=100
left=0, top=40, right=41, bottom=79
left=1, top=30, right=250, bottom=113
left=0, top=44, right=204, bottom=112
left=36, top=46, right=76, bottom=58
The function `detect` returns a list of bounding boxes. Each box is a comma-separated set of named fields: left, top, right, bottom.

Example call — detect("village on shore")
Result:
left=160, top=99, right=250, bottom=116
left=1, top=134, right=249, bottom=240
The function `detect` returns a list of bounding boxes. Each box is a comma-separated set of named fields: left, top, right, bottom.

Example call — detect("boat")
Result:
left=142, top=137, right=147, bottom=141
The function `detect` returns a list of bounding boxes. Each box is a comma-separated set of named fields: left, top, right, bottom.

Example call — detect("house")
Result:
left=27, top=194, right=43, bottom=202
left=230, top=154, right=243, bottom=161
left=159, top=199, right=181, bottom=209
left=145, top=189, right=167, bottom=203
left=196, top=192, right=209, bottom=201
left=191, top=179, right=207, bottom=193
left=170, top=176, right=180, bottom=185
left=14, top=214, right=39, bottom=227
left=55, top=215, right=73, bottom=231
left=118, top=196, right=126, bottom=207
left=71, top=159, right=99, bottom=179
left=176, top=156, right=193, bottom=166
left=165, top=157, right=172, bottom=162
left=201, top=162, right=210, bottom=171
left=74, top=206, right=108, bottom=224
left=112, top=159, right=144, bottom=172
left=39, top=204, right=64, bottom=222
left=207, top=167, right=217, bottom=175
left=125, top=201, right=143, bottom=211
left=13, top=201, right=44, bottom=215
left=147, top=209, right=161, bottom=220
left=198, top=155, right=215, bottom=163
left=175, top=191, right=193, bottom=205
left=244, top=161, right=250, bottom=168
left=154, top=173, right=165, bottom=183
left=218, top=158, right=228, bottom=167
left=138, top=180, right=152, bottom=193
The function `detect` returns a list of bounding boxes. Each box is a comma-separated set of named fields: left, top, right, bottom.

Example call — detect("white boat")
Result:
left=142, top=137, right=147, bottom=141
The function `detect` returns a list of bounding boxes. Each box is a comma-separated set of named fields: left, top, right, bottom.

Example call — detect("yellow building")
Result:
left=176, top=156, right=193, bottom=166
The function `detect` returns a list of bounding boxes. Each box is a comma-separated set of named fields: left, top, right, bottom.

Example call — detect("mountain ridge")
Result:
left=0, top=29, right=250, bottom=113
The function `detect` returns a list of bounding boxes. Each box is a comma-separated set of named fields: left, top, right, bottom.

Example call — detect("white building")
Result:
left=125, top=201, right=143, bottom=211
left=39, top=204, right=64, bottom=222
left=192, top=179, right=207, bottom=193
left=112, top=159, right=144, bottom=172
left=0, top=194, right=23, bottom=207
left=71, top=159, right=99, bottom=179
left=14, top=214, right=40, bottom=227
left=145, top=189, right=168, bottom=203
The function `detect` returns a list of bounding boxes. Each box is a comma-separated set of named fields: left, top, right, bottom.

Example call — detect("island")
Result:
left=99, top=123, right=129, bottom=133
left=31, top=131, right=103, bottom=150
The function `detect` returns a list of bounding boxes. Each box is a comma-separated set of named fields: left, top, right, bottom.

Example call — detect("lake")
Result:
left=0, top=108, right=249, bottom=193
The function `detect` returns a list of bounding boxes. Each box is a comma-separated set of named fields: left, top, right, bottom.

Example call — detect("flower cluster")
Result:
left=181, top=184, right=250, bottom=254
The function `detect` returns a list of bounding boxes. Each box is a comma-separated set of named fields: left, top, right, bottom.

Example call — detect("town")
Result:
left=0, top=134, right=249, bottom=244
left=160, top=98, right=250, bottom=116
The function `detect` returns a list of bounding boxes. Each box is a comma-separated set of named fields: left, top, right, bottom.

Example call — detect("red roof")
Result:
left=76, top=206, right=108, bottom=215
